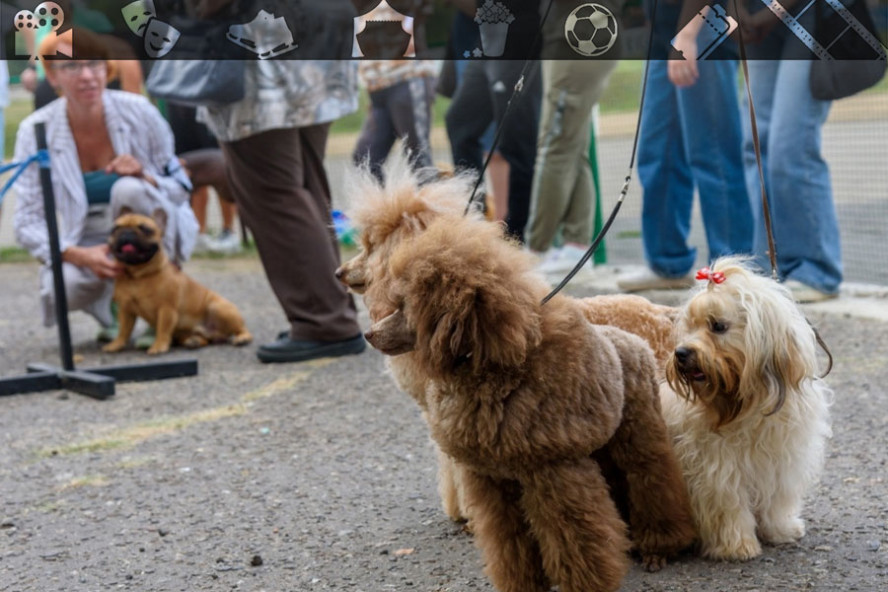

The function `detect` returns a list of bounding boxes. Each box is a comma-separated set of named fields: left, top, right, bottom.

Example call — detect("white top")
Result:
left=13, top=90, right=196, bottom=263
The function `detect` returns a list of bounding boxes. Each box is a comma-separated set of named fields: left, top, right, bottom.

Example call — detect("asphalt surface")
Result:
left=1, top=255, right=887, bottom=592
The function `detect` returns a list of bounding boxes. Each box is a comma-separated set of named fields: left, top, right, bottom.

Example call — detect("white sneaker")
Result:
left=537, top=244, right=592, bottom=275
left=617, top=268, right=695, bottom=292
left=192, top=233, right=214, bottom=255
left=208, top=229, right=243, bottom=255
left=783, top=279, right=837, bottom=303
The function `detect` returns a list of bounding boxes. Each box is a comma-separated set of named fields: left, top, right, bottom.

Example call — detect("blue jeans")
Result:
left=741, top=59, right=841, bottom=295
left=637, top=60, right=753, bottom=278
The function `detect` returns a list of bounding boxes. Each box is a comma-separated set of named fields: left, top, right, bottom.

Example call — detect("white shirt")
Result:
left=13, top=90, right=196, bottom=263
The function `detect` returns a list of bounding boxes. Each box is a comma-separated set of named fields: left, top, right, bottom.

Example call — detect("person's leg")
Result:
left=352, top=87, right=397, bottom=182
left=191, top=186, right=209, bottom=233
left=387, top=77, right=435, bottom=172
left=221, top=125, right=362, bottom=346
left=40, top=263, right=114, bottom=328
left=489, top=60, right=541, bottom=240
left=636, top=61, right=696, bottom=277
left=446, top=60, right=494, bottom=174
left=741, top=59, right=779, bottom=274
left=526, top=59, right=615, bottom=252
left=764, top=60, right=840, bottom=294
left=219, top=198, right=236, bottom=233
left=180, top=149, right=235, bottom=204
left=486, top=152, right=509, bottom=222
left=677, top=59, right=753, bottom=261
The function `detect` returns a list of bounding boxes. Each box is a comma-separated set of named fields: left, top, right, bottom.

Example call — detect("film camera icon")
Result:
left=14, top=2, right=70, bottom=58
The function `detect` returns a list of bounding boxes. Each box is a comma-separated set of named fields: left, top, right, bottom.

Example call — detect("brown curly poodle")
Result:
left=335, top=162, right=477, bottom=523
left=366, top=215, right=695, bottom=591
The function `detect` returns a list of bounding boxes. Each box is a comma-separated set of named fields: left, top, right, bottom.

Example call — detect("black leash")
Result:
left=541, top=0, right=661, bottom=305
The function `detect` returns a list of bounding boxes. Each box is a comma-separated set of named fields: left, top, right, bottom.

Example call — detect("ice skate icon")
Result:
left=227, top=9, right=297, bottom=59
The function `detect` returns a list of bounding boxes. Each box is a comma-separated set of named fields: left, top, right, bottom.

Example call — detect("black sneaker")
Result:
left=256, top=333, right=366, bottom=364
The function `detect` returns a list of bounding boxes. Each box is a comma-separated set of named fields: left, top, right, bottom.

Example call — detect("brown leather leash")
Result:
left=733, top=1, right=832, bottom=377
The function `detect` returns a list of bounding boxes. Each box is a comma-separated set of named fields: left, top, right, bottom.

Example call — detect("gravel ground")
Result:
left=1, top=257, right=886, bottom=592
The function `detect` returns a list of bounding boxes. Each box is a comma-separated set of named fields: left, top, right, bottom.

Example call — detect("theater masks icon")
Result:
left=121, top=0, right=156, bottom=37
left=143, top=17, right=180, bottom=58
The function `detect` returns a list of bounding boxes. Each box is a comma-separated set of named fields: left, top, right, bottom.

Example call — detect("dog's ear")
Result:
left=151, top=208, right=168, bottom=234
left=412, top=272, right=541, bottom=377
left=394, top=221, right=543, bottom=378
left=739, top=288, right=811, bottom=416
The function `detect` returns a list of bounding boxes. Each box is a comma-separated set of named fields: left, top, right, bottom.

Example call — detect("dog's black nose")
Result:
left=674, top=346, right=694, bottom=365
left=334, top=267, right=344, bottom=280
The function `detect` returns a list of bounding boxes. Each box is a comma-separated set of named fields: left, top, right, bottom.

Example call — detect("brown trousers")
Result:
left=221, top=124, right=361, bottom=342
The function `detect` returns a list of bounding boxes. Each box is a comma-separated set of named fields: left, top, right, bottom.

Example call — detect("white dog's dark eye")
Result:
left=710, top=320, right=729, bottom=334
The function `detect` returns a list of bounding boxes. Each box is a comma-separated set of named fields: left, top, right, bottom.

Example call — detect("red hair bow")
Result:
left=696, top=266, right=725, bottom=284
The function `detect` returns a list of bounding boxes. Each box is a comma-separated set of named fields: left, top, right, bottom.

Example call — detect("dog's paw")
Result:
left=102, top=340, right=127, bottom=353
left=146, top=343, right=169, bottom=355
left=182, top=335, right=208, bottom=349
left=704, top=536, right=762, bottom=561
left=642, top=553, right=667, bottom=572
left=760, top=518, right=805, bottom=545
left=231, top=331, right=253, bottom=346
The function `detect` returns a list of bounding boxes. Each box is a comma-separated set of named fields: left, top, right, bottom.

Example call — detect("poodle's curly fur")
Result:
left=579, top=295, right=678, bottom=376
left=335, top=161, right=477, bottom=524
left=367, top=215, right=695, bottom=591
left=662, top=257, right=832, bottom=561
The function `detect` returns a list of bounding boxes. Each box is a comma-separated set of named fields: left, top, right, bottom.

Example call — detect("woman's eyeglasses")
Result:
left=53, top=60, right=106, bottom=75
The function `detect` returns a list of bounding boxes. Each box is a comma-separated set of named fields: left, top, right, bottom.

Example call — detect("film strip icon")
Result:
left=759, top=0, right=834, bottom=60
left=822, top=0, right=887, bottom=60
left=759, top=0, right=888, bottom=61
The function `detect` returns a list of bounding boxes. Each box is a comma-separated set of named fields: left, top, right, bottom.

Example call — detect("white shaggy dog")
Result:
left=661, top=257, right=832, bottom=561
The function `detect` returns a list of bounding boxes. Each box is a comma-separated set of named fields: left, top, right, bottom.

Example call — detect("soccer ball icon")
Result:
left=564, top=3, right=618, bottom=57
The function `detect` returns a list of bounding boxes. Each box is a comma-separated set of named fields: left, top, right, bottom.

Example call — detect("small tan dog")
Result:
left=661, top=257, right=832, bottom=561
left=102, top=209, right=252, bottom=355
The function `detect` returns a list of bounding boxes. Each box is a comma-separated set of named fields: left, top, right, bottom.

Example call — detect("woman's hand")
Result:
left=63, top=244, right=123, bottom=280
left=668, top=33, right=699, bottom=88
left=106, top=154, right=157, bottom=187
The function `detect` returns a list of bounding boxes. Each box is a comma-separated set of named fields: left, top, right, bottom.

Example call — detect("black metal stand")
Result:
left=0, top=123, right=198, bottom=400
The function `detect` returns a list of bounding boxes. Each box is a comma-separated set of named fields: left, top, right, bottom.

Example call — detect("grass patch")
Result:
left=0, top=245, right=32, bottom=263
left=600, top=61, right=645, bottom=114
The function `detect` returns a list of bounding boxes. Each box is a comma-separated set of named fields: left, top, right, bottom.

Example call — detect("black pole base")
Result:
left=0, top=359, right=198, bottom=400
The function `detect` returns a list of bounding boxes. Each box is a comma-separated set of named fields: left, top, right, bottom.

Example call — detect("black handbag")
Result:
left=146, top=59, right=245, bottom=107
left=809, top=0, right=888, bottom=101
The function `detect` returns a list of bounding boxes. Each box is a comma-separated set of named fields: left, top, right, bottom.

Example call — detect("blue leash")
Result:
left=0, top=149, right=51, bottom=205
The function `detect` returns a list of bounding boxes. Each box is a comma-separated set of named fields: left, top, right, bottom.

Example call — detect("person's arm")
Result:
left=61, top=244, right=122, bottom=279
left=668, top=1, right=712, bottom=87
left=141, top=100, right=192, bottom=205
